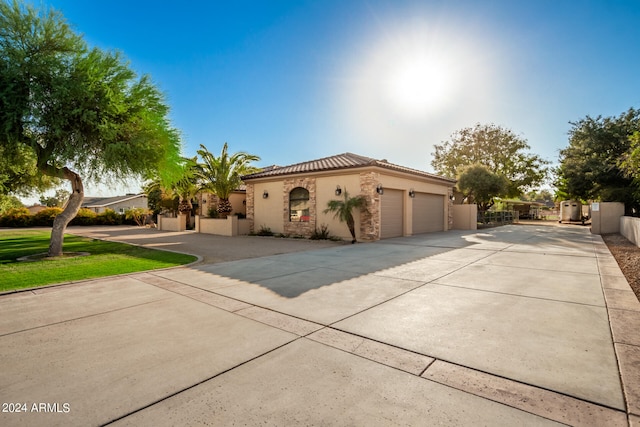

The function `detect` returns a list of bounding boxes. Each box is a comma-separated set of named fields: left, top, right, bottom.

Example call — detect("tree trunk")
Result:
left=346, top=215, right=357, bottom=243
left=178, top=198, right=192, bottom=229
left=48, top=168, right=84, bottom=257
left=217, top=198, right=232, bottom=218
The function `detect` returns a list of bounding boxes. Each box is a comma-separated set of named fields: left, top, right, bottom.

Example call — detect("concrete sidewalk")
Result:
left=1, top=225, right=639, bottom=426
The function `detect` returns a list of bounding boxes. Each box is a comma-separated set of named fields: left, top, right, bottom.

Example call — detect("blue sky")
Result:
left=33, top=0, right=640, bottom=196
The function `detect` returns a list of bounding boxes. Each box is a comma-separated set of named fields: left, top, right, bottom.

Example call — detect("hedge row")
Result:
left=0, top=208, right=138, bottom=227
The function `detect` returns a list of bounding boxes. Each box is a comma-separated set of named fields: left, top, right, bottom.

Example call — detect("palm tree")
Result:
left=324, top=188, right=368, bottom=243
left=195, top=143, right=260, bottom=217
left=143, top=156, right=199, bottom=226
left=173, top=158, right=199, bottom=215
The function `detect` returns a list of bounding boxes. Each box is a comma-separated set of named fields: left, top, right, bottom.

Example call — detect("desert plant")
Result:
left=256, top=225, right=274, bottom=236
left=324, top=188, right=368, bottom=243
left=310, top=223, right=332, bottom=240
left=125, top=208, right=151, bottom=227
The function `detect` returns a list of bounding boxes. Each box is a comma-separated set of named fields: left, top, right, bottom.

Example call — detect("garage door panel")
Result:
left=412, top=193, right=444, bottom=234
left=381, top=189, right=403, bottom=239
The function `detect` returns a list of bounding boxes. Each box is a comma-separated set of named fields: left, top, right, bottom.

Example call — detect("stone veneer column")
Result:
left=359, top=171, right=381, bottom=241
left=283, top=177, right=316, bottom=237
left=245, top=183, right=255, bottom=233
left=447, top=187, right=454, bottom=230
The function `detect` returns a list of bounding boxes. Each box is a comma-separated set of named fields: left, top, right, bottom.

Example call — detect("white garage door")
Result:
left=381, top=189, right=404, bottom=239
left=412, top=193, right=444, bottom=234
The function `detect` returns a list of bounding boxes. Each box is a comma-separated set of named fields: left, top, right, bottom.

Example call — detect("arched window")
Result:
left=289, top=187, right=310, bottom=222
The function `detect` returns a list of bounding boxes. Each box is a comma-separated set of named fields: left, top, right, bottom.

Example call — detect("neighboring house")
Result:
left=82, top=194, right=148, bottom=214
left=242, top=152, right=456, bottom=241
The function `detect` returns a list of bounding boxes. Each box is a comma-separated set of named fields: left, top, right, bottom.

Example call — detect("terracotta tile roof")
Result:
left=242, top=152, right=455, bottom=183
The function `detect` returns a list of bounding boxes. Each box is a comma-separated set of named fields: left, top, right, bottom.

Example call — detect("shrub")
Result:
left=125, top=208, right=151, bottom=226
left=97, top=209, right=123, bottom=225
left=32, top=207, right=63, bottom=226
left=0, top=207, right=32, bottom=227
left=207, top=207, right=219, bottom=218
left=310, top=223, right=331, bottom=240
left=256, top=225, right=274, bottom=236
left=70, top=208, right=98, bottom=226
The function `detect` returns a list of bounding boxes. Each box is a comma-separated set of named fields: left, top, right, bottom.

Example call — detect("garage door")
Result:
left=381, top=189, right=404, bottom=238
left=412, top=193, right=444, bottom=234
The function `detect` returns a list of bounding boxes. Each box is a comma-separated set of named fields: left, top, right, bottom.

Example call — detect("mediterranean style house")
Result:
left=241, top=153, right=456, bottom=241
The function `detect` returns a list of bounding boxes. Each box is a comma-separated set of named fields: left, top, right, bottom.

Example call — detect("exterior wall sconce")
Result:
left=263, top=190, right=269, bottom=199
left=202, top=199, right=207, bottom=204
left=449, top=194, right=455, bottom=201
left=408, top=189, right=415, bottom=198
left=376, top=184, right=384, bottom=195
left=335, top=185, right=342, bottom=196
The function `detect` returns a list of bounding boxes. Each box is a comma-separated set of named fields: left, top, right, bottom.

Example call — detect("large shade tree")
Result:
left=0, top=1, right=181, bottom=255
left=556, top=108, right=640, bottom=214
left=432, top=123, right=549, bottom=198
left=456, top=164, right=509, bottom=212
left=196, top=143, right=260, bottom=217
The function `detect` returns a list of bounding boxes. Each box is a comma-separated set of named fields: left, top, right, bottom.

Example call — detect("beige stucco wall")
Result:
left=591, top=202, right=624, bottom=235
left=201, top=192, right=246, bottom=216
left=195, top=215, right=250, bottom=236
left=245, top=167, right=454, bottom=241
left=158, top=214, right=186, bottom=232
left=250, top=181, right=285, bottom=233
left=377, top=173, right=451, bottom=236
left=452, top=204, right=478, bottom=230
left=620, top=216, right=640, bottom=248
left=315, top=174, right=364, bottom=240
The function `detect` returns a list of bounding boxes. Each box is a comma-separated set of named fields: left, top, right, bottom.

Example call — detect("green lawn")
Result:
left=0, top=230, right=197, bottom=292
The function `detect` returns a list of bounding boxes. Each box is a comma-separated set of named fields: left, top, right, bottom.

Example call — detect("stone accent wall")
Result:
left=245, top=183, right=255, bottom=233
left=359, top=171, right=381, bottom=241
left=283, top=177, right=316, bottom=237
left=447, top=187, right=454, bottom=230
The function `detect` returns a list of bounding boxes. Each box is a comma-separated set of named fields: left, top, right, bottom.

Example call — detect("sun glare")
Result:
left=336, top=16, right=494, bottom=155
left=387, top=55, right=452, bottom=117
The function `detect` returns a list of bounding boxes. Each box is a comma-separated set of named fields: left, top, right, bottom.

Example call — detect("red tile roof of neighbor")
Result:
left=242, top=152, right=456, bottom=183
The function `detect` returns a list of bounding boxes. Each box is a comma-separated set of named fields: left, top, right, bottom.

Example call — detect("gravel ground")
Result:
left=602, top=233, right=640, bottom=302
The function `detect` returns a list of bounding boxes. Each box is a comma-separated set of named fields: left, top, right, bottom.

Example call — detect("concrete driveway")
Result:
left=1, top=225, right=639, bottom=426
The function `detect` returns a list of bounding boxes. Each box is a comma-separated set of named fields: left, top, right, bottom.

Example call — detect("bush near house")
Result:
left=125, top=208, right=151, bottom=226
left=32, top=207, right=64, bottom=226
left=0, top=207, right=32, bottom=227
left=0, top=207, right=136, bottom=227
left=96, top=209, right=124, bottom=225
left=310, top=224, right=332, bottom=240
left=70, top=208, right=98, bottom=226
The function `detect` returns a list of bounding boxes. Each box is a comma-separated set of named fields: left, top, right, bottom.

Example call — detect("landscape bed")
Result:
left=603, top=233, right=640, bottom=302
